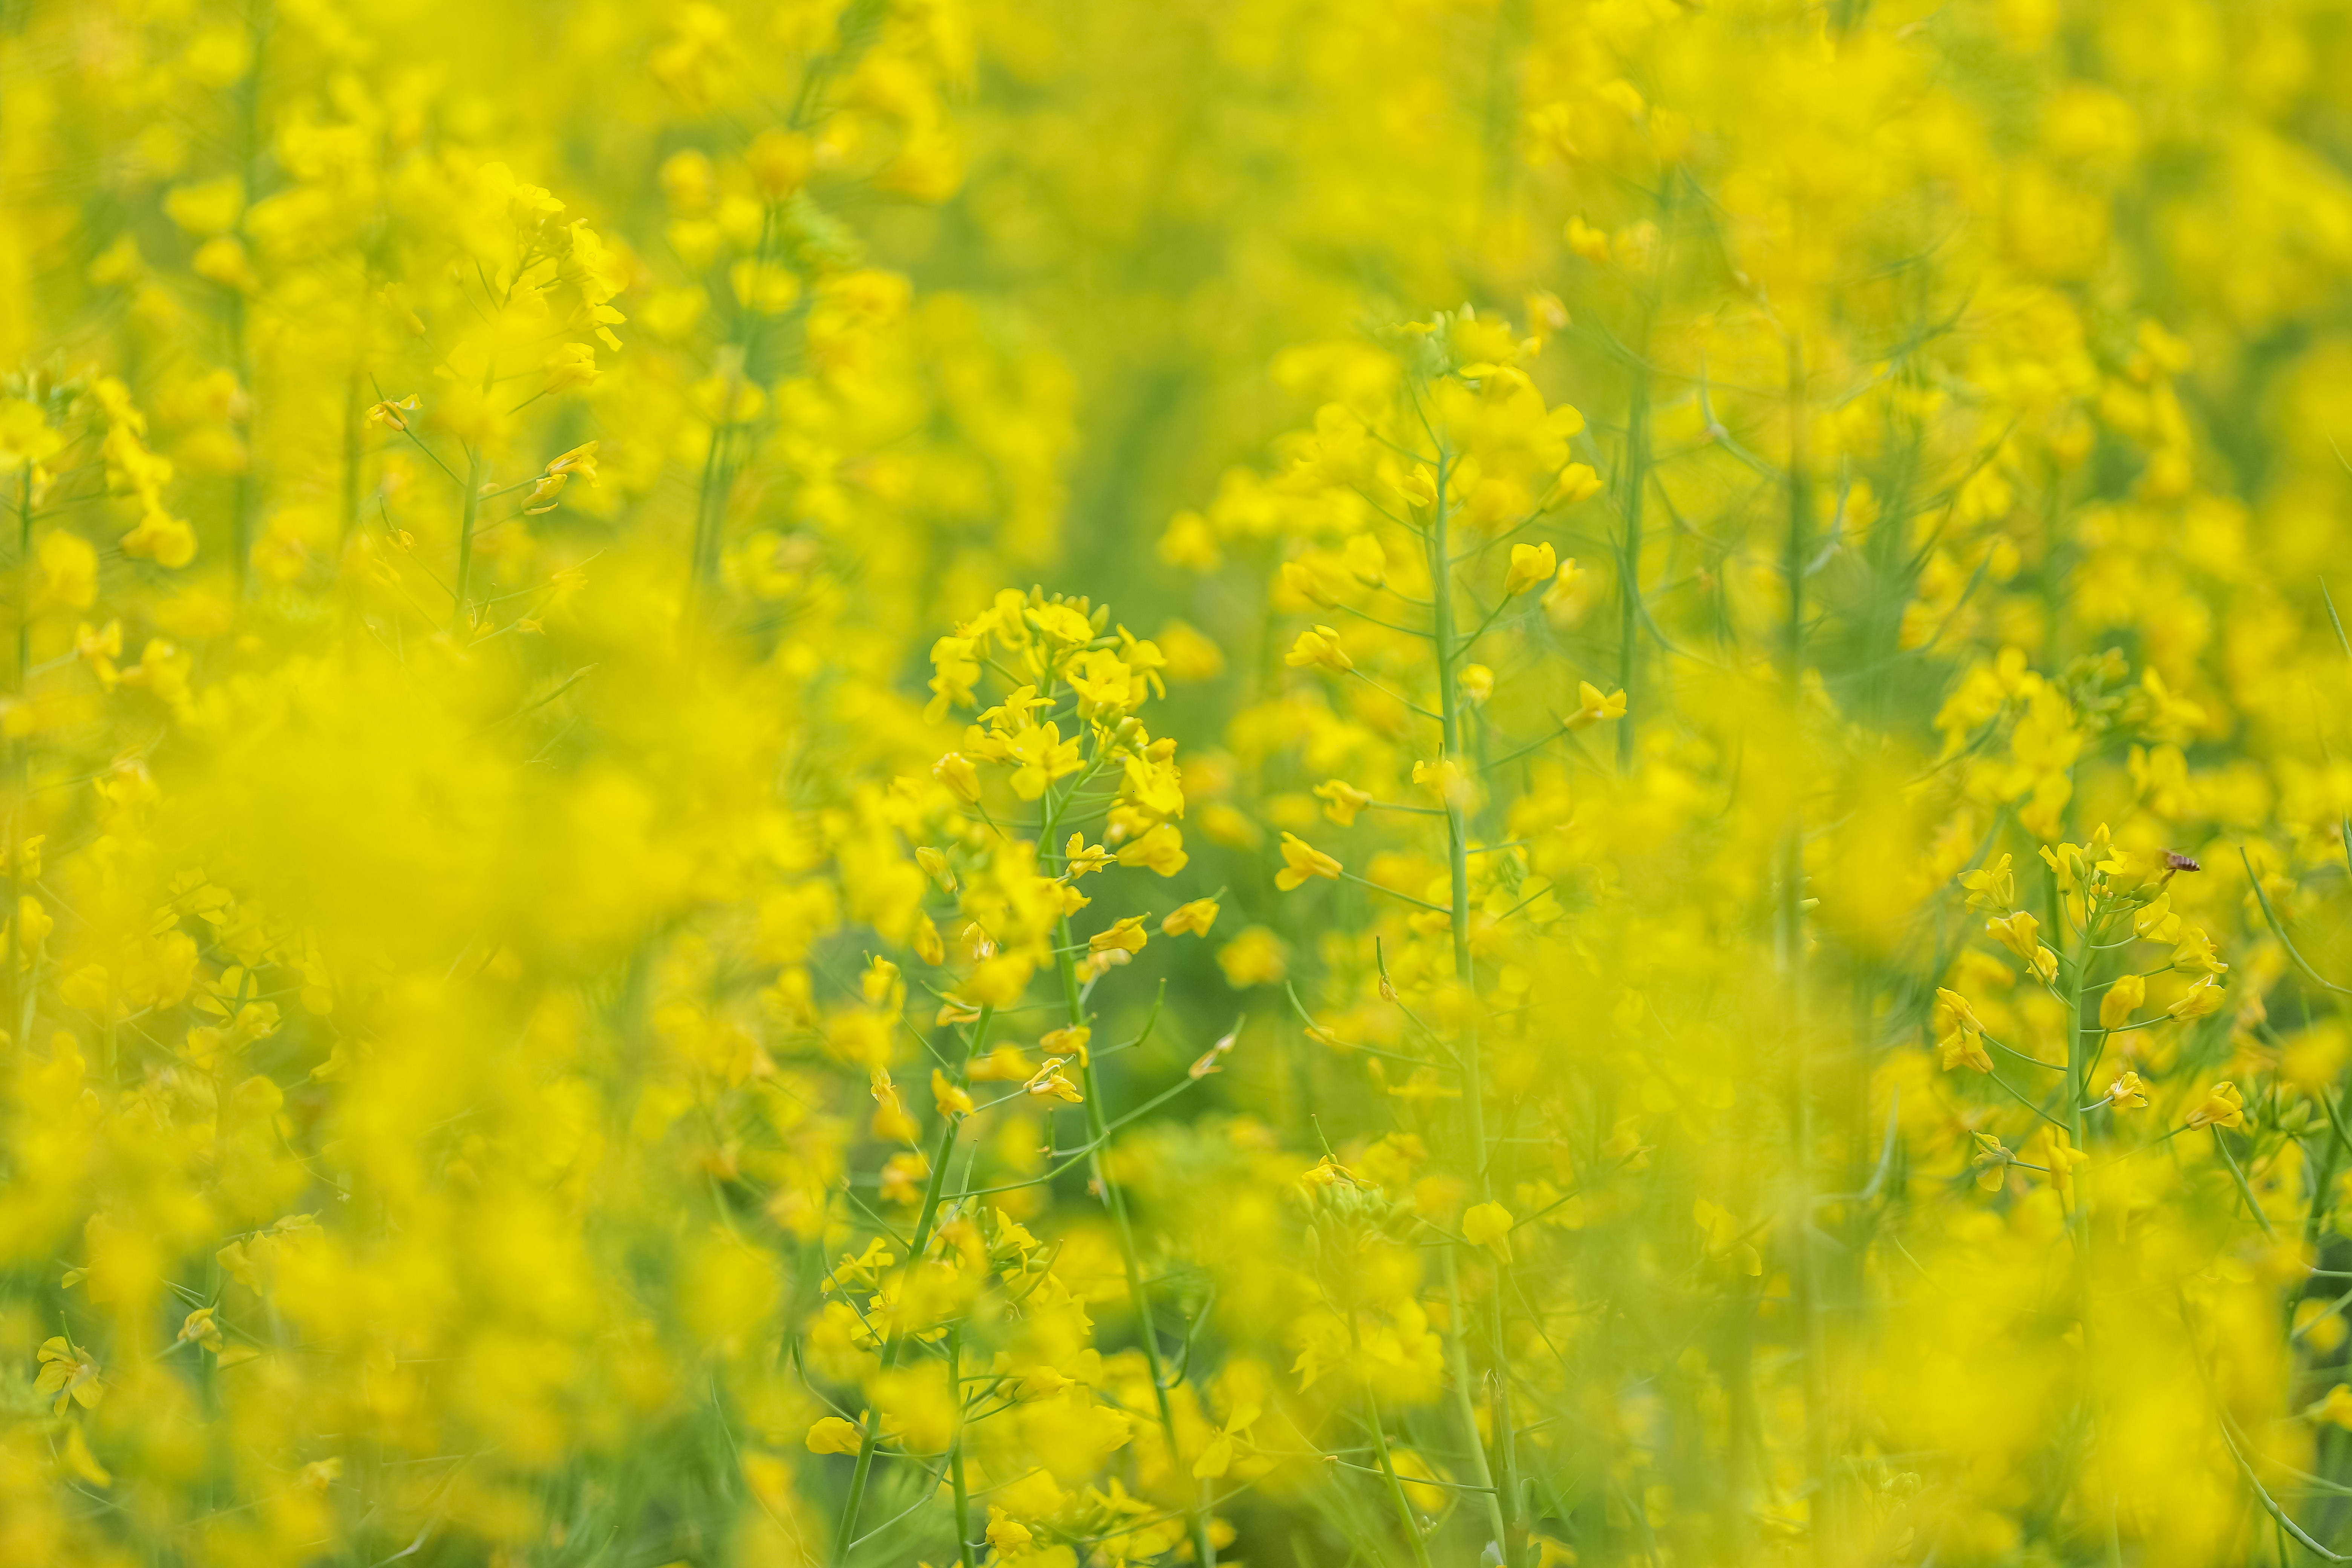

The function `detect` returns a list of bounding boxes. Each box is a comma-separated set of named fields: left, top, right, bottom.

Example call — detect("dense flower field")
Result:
left=5, top=1, right=2352, bottom=1564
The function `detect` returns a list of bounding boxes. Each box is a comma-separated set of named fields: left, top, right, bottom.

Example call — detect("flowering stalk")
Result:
left=1427, top=441, right=1521, bottom=1560
left=6, top=463, right=26, bottom=1045
left=448, top=339, right=506, bottom=634
left=226, top=7, right=265, bottom=599
left=1611, top=191, right=1669, bottom=775
left=1779, top=338, right=1838, bottom=1561
left=1050, top=799, right=1217, bottom=1566
left=1352, top=1310, right=1438, bottom=1568
left=686, top=208, right=783, bottom=626
left=830, top=1009, right=983, bottom=1566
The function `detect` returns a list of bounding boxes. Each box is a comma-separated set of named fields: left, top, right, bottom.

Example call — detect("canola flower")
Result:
left=2, top=2, right=2352, bottom=1566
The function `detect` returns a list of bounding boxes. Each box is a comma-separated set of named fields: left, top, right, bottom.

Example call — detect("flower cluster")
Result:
left=5, top=1, right=2352, bottom=1566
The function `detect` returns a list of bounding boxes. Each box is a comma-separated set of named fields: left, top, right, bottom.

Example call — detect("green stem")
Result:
left=685, top=208, right=780, bottom=629
left=830, top=1011, right=985, bottom=1566
left=227, top=2, right=268, bottom=599
left=6, top=466, right=24, bottom=1047
left=1429, top=441, right=1520, bottom=1562
left=1354, top=1311, right=1437, bottom=1568
left=1060, top=914, right=1216, bottom=1567
left=1780, top=338, right=1836, bottom=1565
left=1611, top=180, right=1673, bottom=772
left=2061, top=898, right=2127, bottom=1566
left=341, top=362, right=367, bottom=549
left=1615, top=328, right=1649, bottom=775
left=687, top=415, right=733, bottom=617
left=948, top=1328, right=977, bottom=1568
left=1442, top=1247, right=1509, bottom=1548
left=451, top=444, right=484, bottom=634
left=449, top=340, right=503, bottom=634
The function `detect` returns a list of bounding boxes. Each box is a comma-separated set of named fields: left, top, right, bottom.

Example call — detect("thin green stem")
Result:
left=948, top=1329, right=977, bottom=1568
left=1352, top=1312, right=1436, bottom=1568
left=830, top=1011, right=983, bottom=1566
left=1427, top=438, right=1520, bottom=1562
left=1048, top=780, right=1214, bottom=1567
left=451, top=447, right=484, bottom=634
left=1779, top=337, right=1837, bottom=1566
left=1442, top=1247, right=1510, bottom=1549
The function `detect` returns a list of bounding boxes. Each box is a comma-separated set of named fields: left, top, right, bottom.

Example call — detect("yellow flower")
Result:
left=1285, top=625, right=1353, bottom=673
left=1275, top=832, right=1342, bottom=891
left=1024, top=1057, right=1084, bottom=1104
left=1282, top=560, right=1338, bottom=608
left=543, top=341, right=599, bottom=393
left=2099, top=973, right=2145, bottom=1030
left=965, top=1045, right=1036, bottom=1083
left=1540, top=557, right=1588, bottom=622
left=164, top=176, right=244, bottom=236
left=1970, top=1133, right=2014, bottom=1192
left=2314, top=1384, right=2352, bottom=1430
left=1067, top=649, right=1143, bottom=718
left=1090, top=916, right=1148, bottom=955
left=14, top=894, right=53, bottom=965
left=2171, top=925, right=2228, bottom=974
left=1412, top=756, right=1475, bottom=808
left=1217, top=926, right=1289, bottom=988
left=1505, top=541, right=1557, bottom=597
left=728, top=259, right=802, bottom=315
left=745, top=129, right=814, bottom=198
left=1932, top=988, right=1991, bottom=1074
left=62, top=1424, right=110, bottom=1487
left=2299, top=1298, right=2350, bottom=1356
left=1565, top=680, right=1626, bottom=728
left=0, top=399, right=61, bottom=469
left=933, top=752, right=981, bottom=804
left=1958, top=854, right=2015, bottom=912
left=120, top=508, right=197, bottom=568
left=2030, top=1125, right=2089, bottom=1200
left=2104, top=1070, right=2149, bottom=1110
left=806, top=1416, right=866, bottom=1455
left=1115, top=823, right=1188, bottom=877
left=878, top=1151, right=929, bottom=1205
left=34, top=1337, right=101, bottom=1414
left=2167, top=975, right=2226, bottom=1021
left=868, top=1071, right=920, bottom=1144
left=931, top=1069, right=973, bottom=1118
left=366, top=395, right=419, bottom=431
left=1064, top=833, right=1113, bottom=877
left=1162, top=897, right=1220, bottom=937
left=1461, top=1200, right=1514, bottom=1259
left=76, top=619, right=122, bottom=688
left=1155, top=619, right=1225, bottom=680
left=191, top=236, right=258, bottom=292
left=1986, top=911, right=2059, bottom=985
left=545, top=440, right=599, bottom=482
left=1040, top=1025, right=1091, bottom=1063
left=1003, top=722, right=1083, bottom=801
left=178, top=1306, right=224, bottom=1352
left=37, top=530, right=97, bottom=610
left=1315, top=778, right=1374, bottom=825
left=2184, top=1081, right=2245, bottom=1130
